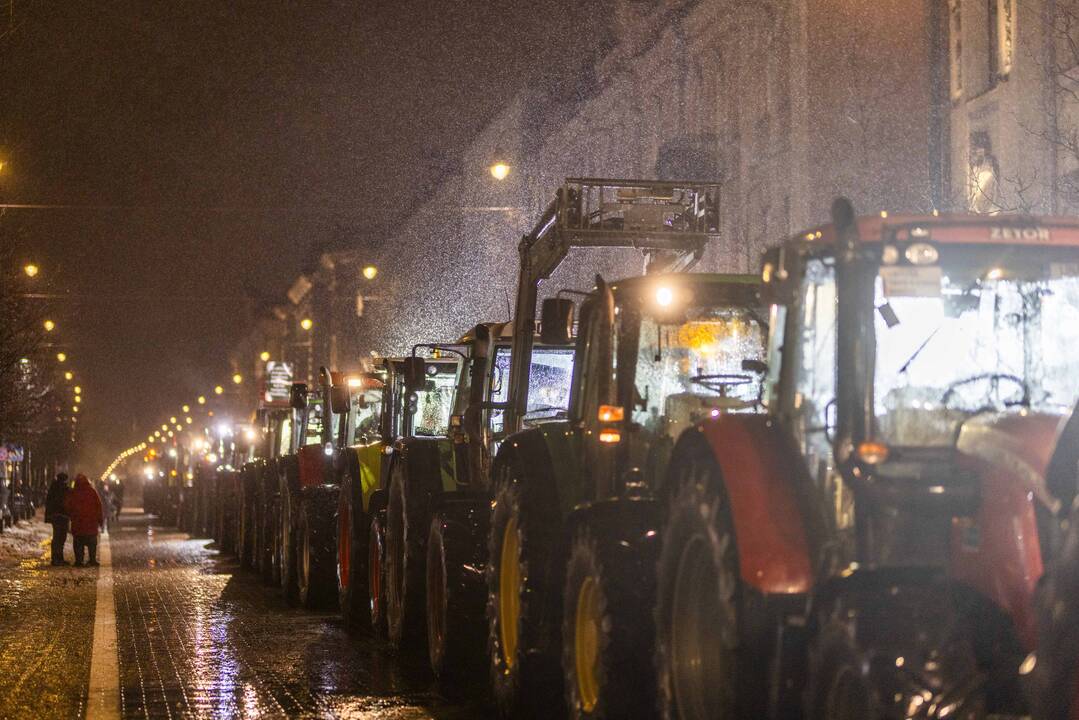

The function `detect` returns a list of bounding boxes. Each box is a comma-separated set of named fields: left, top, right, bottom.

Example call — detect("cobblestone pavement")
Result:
left=1, top=511, right=489, bottom=719
left=0, top=520, right=96, bottom=719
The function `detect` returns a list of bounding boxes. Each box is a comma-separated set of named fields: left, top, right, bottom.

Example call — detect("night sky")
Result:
left=0, top=1, right=605, bottom=472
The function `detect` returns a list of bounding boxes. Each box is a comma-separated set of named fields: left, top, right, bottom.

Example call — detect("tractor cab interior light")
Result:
left=347, top=376, right=363, bottom=388
left=856, top=441, right=890, bottom=465
left=598, top=430, right=622, bottom=444
left=655, top=286, right=674, bottom=307
left=597, top=405, right=624, bottom=423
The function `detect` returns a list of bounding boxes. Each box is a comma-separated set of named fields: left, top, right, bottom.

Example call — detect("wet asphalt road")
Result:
left=0, top=510, right=489, bottom=719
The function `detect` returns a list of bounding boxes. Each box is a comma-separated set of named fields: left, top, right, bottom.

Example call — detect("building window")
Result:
left=950, top=0, right=963, bottom=100
left=996, top=0, right=1016, bottom=78
left=969, top=131, right=1001, bottom=214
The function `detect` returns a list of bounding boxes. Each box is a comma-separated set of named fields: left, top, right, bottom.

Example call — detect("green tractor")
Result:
left=375, top=321, right=575, bottom=676
left=485, top=179, right=763, bottom=718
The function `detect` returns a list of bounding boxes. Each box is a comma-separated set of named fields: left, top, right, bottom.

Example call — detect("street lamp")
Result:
left=23, top=263, right=39, bottom=278
left=56, top=352, right=67, bottom=363
left=182, top=404, right=190, bottom=413
left=214, top=385, right=224, bottom=395
left=74, top=385, right=82, bottom=394
left=490, top=162, right=511, bottom=180
left=259, top=351, right=270, bottom=362
left=43, top=319, right=55, bottom=332
left=362, top=265, right=378, bottom=280
left=64, top=371, right=73, bottom=381
left=169, top=416, right=177, bottom=424
left=197, top=395, right=206, bottom=405
left=232, top=373, right=242, bottom=385
left=300, top=317, right=313, bottom=331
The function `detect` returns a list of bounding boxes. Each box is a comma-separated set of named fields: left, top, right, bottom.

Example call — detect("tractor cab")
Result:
left=762, top=202, right=1079, bottom=651
left=551, top=272, right=766, bottom=501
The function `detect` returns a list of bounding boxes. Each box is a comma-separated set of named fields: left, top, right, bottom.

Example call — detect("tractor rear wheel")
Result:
left=298, top=486, right=339, bottom=609
left=427, top=499, right=489, bottom=679
left=562, top=503, right=659, bottom=720
left=805, top=580, right=985, bottom=720
left=338, top=475, right=370, bottom=630
left=385, top=462, right=432, bottom=648
left=654, top=460, right=764, bottom=720
left=369, top=509, right=388, bottom=638
left=279, top=475, right=300, bottom=606
left=238, top=480, right=255, bottom=569
left=487, top=470, right=564, bottom=719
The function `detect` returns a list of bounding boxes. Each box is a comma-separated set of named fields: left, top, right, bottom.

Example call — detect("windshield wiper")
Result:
left=897, top=326, right=942, bottom=376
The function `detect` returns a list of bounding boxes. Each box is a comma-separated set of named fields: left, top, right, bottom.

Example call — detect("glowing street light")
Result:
left=489, top=162, right=511, bottom=180
left=362, top=265, right=378, bottom=280
left=182, top=404, right=190, bottom=413
left=72, top=406, right=78, bottom=413
left=169, top=416, right=177, bottom=424
left=74, top=396, right=81, bottom=404
left=161, top=424, right=168, bottom=431
left=185, top=416, right=193, bottom=424
left=74, top=385, right=82, bottom=394
left=214, top=385, right=224, bottom=395
left=300, top=317, right=313, bottom=331
left=154, top=430, right=161, bottom=437
left=64, top=371, right=73, bottom=381
left=259, top=351, right=270, bottom=362
left=56, top=352, right=67, bottom=363
left=43, top=319, right=55, bottom=332
left=23, top=263, right=39, bottom=278
left=197, top=395, right=206, bottom=405
left=232, top=373, right=243, bottom=385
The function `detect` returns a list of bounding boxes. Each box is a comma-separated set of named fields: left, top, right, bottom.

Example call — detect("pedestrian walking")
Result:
left=44, top=473, right=71, bottom=566
left=65, top=474, right=103, bottom=567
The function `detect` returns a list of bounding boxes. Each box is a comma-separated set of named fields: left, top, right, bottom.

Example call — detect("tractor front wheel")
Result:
left=561, top=503, right=659, bottom=720
left=427, top=499, right=489, bottom=679
left=654, top=462, right=763, bottom=720
left=805, top=580, right=986, bottom=720
left=297, top=486, right=338, bottom=610
left=369, top=509, right=388, bottom=637
left=486, top=472, right=563, bottom=719
left=337, top=476, right=369, bottom=630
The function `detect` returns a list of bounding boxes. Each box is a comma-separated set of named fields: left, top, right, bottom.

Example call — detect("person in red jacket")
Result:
left=64, top=474, right=103, bottom=567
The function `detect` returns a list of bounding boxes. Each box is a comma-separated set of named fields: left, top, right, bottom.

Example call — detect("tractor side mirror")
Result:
left=403, top=357, right=427, bottom=393
left=540, top=298, right=575, bottom=346
left=329, top=384, right=350, bottom=415
left=742, top=359, right=768, bottom=374
left=289, top=383, right=308, bottom=410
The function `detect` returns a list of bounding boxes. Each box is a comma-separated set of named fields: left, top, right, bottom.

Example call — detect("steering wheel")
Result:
left=941, top=372, right=1030, bottom=412
left=689, top=373, right=754, bottom=397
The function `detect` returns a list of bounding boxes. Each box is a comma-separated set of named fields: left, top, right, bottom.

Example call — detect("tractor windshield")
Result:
left=874, top=250, right=1079, bottom=446
left=489, top=346, right=576, bottom=432
left=626, top=297, right=766, bottom=441
left=347, top=384, right=383, bottom=445
left=411, top=366, right=458, bottom=437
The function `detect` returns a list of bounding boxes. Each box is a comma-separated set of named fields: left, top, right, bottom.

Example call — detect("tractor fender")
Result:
left=392, top=437, right=450, bottom=495
left=694, top=416, right=825, bottom=595
left=495, top=422, right=580, bottom=519
left=565, top=497, right=661, bottom=559
left=346, top=442, right=385, bottom=512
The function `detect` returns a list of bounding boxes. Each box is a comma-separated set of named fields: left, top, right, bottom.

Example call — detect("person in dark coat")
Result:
left=43, top=473, right=71, bottom=566
left=65, top=474, right=103, bottom=567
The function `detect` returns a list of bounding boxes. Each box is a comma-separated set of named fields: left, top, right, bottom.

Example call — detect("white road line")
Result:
left=86, top=531, right=121, bottom=720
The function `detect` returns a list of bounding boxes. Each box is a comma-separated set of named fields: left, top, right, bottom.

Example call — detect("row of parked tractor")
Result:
left=181, top=180, right=1079, bottom=719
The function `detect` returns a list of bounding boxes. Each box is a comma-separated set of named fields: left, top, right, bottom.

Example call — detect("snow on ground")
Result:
left=0, top=514, right=50, bottom=568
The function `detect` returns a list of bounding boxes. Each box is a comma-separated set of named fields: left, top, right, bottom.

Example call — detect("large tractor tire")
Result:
left=427, top=497, right=490, bottom=680
left=805, top=577, right=985, bottom=720
left=259, top=491, right=279, bottom=584
left=653, top=456, right=767, bottom=720
left=279, top=463, right=301, bottom=606
left=385, top=455, right=441, bottom=649
left=337, top=473, right=370, bottom=630
left=238, top=470, right=257, bottom=570
left=561, top=500, right=660, bottom=720
left=369, top=507, right=388, bottom=638
left=487, top=467, right=565, bottom=719
left=298, top=485, right=339, bottom=610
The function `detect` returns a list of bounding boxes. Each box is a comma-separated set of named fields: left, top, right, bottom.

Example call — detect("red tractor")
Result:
left=651, top=200, right=1079, bottom=720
